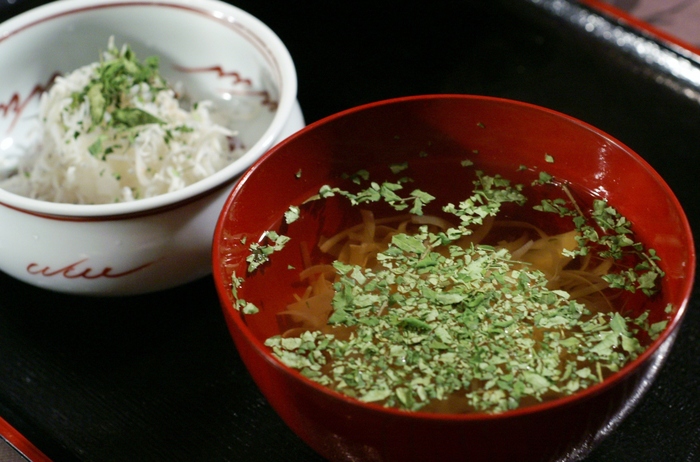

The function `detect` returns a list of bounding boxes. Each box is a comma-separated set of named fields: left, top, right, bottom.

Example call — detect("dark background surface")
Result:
left=0, top=0, right=699, bottom=460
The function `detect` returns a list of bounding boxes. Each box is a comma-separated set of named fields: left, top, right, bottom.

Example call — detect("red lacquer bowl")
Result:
left=212, top=95, right=695, bottom=462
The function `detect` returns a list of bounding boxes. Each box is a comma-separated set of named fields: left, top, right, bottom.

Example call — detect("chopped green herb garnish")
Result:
left=532, top=171, right=554, bottom=186
left=69, top=42, right=168, bottom=159
left=537, top=193, right=665, bottom=295
left=285, top=205, right=300, bottom=224
left=390, top=162, right=409, bottom=174
left=266, top=229, right=651, bottom=412
left=316, top=173, right=436, bottom=216
left=238, top=158, right=670, bottom=414
left=246, top=231, right=290, bottom=272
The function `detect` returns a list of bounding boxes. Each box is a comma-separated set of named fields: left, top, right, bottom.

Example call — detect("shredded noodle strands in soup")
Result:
left=0, top=38, right=244, bottom=204
left=235, top=159, right=671, bottom=414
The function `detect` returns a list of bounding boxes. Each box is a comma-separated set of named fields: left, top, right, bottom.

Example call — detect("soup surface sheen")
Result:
left=234, top=154, right=669, bottom=414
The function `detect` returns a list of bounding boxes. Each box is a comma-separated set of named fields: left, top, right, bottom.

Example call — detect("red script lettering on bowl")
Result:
left=26, top=258, right=154, bottom=279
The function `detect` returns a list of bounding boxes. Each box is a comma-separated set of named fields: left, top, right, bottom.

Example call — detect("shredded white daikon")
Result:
left=0, top=40, right=244, bottom=204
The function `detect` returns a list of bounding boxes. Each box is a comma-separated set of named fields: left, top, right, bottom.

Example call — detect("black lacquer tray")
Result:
left=0, top=1, right=698, bottom=460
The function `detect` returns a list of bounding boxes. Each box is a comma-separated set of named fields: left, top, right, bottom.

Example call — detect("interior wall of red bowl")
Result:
left=215, top=95, right=693, bottom=344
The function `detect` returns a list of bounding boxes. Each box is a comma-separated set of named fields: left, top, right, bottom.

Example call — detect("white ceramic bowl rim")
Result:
left=0, top=0, right=297, bottom=218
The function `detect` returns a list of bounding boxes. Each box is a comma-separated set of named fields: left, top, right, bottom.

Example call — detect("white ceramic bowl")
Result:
left=0, top=0, right=301, bottom=295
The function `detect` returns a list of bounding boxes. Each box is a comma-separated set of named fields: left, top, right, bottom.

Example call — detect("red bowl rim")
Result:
left=213, top=93, right=696, bottom=422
